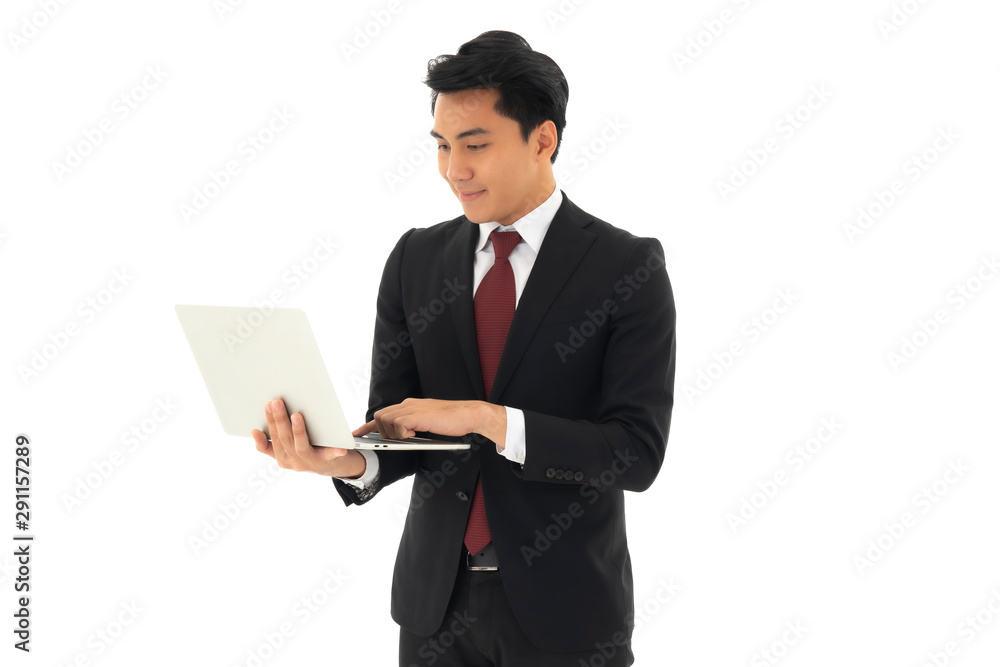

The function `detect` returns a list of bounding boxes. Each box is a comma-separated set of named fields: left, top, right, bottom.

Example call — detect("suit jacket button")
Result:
left=545, top=468, right=556, bottom=478
left=574, top=471, right=584, bottom=482
left=456, top=492, right=468, bottom=501
left=555, top=469, right=565, bottom=480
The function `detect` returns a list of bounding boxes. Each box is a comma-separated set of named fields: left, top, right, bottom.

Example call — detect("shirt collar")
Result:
left=474, top=185, right=563, bottom=256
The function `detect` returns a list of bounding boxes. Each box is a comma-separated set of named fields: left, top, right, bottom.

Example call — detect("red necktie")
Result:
left=464, top=229, right=522, bottom=556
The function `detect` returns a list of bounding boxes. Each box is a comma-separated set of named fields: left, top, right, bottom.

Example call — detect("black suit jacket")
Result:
left=332, top=191, right=676, bottom=653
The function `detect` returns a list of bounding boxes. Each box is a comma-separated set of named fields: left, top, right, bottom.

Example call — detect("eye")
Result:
left=468, top=144, right=486, bottom=150
left=437, top=144, right=449, bottom=151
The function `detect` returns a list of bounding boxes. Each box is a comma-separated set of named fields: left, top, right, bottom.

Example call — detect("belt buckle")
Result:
left=466, top=549, right=498, bottom=571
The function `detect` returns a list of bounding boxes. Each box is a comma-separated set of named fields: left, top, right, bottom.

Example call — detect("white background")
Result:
left=2, top=0, right=999, bottom=665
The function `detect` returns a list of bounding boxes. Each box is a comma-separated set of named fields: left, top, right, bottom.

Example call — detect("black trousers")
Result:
left=398, top=563, right=633, bottom=667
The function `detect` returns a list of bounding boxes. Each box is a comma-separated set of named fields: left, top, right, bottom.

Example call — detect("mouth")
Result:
left=457, top=189, right=485, bottom=202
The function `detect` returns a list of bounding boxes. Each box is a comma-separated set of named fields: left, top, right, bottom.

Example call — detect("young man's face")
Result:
left=431, top=87, right=555, bottom=227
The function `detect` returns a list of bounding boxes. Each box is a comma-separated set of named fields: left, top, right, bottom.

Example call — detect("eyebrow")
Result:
left=430, top=128, right=491, bottom=141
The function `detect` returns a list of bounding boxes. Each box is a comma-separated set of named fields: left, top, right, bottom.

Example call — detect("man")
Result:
left=251, top=30, right=676, bottom=666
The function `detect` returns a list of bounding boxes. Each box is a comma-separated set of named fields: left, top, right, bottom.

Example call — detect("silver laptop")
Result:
left=174, top=304, right=469, bottom=450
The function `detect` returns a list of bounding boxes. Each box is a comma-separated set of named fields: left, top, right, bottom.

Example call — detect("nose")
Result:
left=443, top=148, right=472, bottom=183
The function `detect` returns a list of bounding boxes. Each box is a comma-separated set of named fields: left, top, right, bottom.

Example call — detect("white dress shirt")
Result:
left=339, top=185, right=563, bottom=489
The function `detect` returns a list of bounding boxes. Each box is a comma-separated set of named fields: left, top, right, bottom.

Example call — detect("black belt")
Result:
left=465, top=542, right=499, bottom=570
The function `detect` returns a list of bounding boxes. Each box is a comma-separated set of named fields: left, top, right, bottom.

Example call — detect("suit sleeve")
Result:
left=519, top=236, right=676, bottom=492
left=331, top=228, right=422, bottom=506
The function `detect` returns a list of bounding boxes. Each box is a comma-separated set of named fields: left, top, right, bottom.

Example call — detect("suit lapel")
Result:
left=445, top=192, right=597, bottom=402
left=444, top=218, right=484, bottom=398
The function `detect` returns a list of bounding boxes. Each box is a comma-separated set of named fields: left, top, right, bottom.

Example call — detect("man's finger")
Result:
left=374, top=416, right=395, bottom=439
left=377, top=407, right=415, bottom=440
left=270, top=398, right=297, bottom=461
left=290, top=411, right=315, bottom=458
left=264, top=400, right=286, bottom=460
left=352, top=420, right=378, bottom=436
left=373, top=407, right=403, bottom=439
left=251, top=429, right=275, bottom=459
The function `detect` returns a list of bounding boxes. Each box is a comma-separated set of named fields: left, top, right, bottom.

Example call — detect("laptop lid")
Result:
left=174, top=304, right=468, bottom=450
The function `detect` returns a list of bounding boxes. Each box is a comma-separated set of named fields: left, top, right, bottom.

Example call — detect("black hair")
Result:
left=423, top=30, right=569, bottom=163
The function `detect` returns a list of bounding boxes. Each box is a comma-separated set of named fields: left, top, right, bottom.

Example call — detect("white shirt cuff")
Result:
left=498, top=406, right=526, bottom=465
left=335, top=449, right=379, bottom=489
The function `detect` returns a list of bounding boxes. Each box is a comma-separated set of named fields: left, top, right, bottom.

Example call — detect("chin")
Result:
left=459, top=203, right=490, bottom=223
left=462, top=210, right=491, bottom=223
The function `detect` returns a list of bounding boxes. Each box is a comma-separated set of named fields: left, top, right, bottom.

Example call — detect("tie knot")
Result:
left=490, top=229, right=522, bottom=261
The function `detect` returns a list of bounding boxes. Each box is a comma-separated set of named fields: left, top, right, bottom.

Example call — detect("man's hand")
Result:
left=353, top=398, right=507, bottom=450
left=251, top=398, right=368, bottom=478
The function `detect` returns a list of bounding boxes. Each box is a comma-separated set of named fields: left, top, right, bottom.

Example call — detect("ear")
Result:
left=532, top=120, right=558, bottom=162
